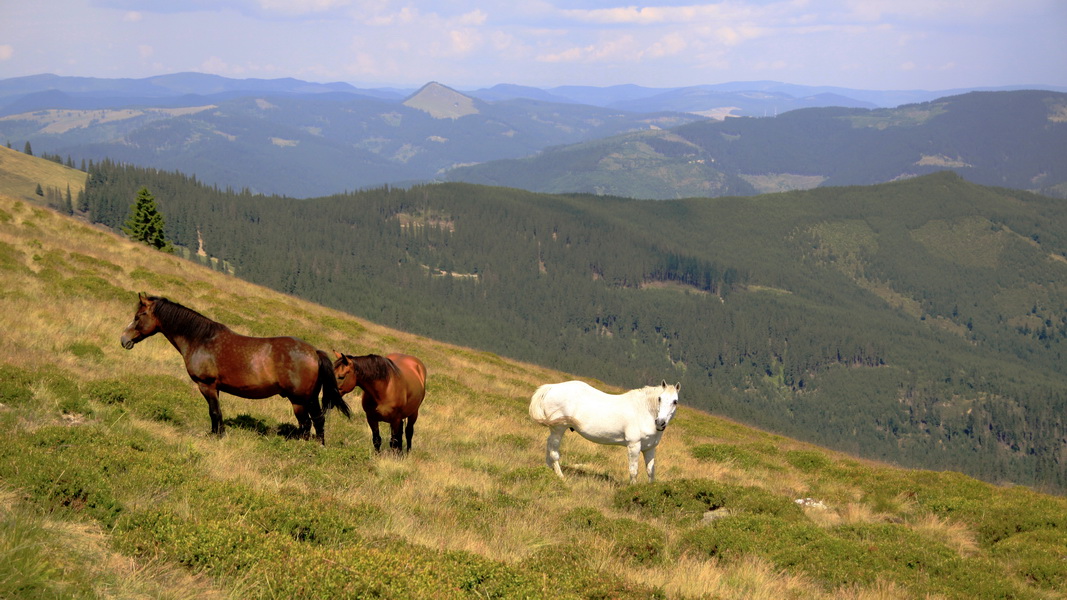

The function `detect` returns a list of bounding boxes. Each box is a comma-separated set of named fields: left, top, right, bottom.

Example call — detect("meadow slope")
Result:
left=1, top=193, right=1066, bottom=599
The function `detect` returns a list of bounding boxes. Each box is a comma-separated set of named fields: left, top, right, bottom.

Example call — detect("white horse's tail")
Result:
left=529, top=384, right=578, bottom=428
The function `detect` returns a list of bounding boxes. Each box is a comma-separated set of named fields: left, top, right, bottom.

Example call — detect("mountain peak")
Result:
left=403, top=82, right=479, bottom=119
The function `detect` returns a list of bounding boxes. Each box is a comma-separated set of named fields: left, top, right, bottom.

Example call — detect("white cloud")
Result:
left=643, top=33, right=687, bottom=58
left=561, top=3, right=757, bottom=25
left=454, top=9, right=488, bottom=27
left=201, top=56, right=246, bottom=76
left=256, top=0, right=355, bottom=16
left=449, top=29, right=481, bottom=55
left=365, top=6, right=418, bottom=27
left=0, top=45, right=13, bottom=61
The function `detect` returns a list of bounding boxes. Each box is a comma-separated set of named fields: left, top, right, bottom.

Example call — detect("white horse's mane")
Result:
left=630, top=385, right=665, bottom=418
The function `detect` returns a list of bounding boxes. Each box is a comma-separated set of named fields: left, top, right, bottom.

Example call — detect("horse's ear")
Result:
left=334, top=350, right=342, bottom=359
left=675, top=382, right=681, bottom=392
left=138, top=291, right=149, bottom=304
left=661, top=379, right=668, bottom=388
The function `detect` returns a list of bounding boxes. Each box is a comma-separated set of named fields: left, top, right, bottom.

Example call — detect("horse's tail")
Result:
left=529, top=384, right=577, bottom=428
left=317, top=350, right=351, bottom=419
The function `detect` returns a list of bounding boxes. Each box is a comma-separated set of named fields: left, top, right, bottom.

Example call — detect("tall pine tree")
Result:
left=123, top=187, right=173, bottom=252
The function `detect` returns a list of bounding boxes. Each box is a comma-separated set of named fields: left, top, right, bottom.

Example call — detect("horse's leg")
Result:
left=291, top=403, right=312, bottom=440
left=627, top=441, right=642, bottom=484
left=643, top=446, right=657, bottom=482
left=404, top=413, right=418, bottom=452
left=295, top=400, right=326, bottom=445
left=367, top=414, right=383, bottom=452
left=545, top=425, right=567, bottom=478
left=388, top=420, right=404, bottom=453
left=307, top=400, right=326, bottom=446
left=197, top=382, right=225, bottom=436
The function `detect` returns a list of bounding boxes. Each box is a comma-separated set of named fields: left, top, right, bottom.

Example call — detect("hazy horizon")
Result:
left=2, top=1, right=1065, bottom=92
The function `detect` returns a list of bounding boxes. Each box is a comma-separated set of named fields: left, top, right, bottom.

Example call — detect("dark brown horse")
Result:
left=332, top=352, right=427, bottom=453
left=120, top=293, right=351, bottom=444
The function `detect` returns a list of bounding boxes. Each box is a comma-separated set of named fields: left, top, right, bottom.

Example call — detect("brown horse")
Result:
left=332, top=352, right=427, bottom=453
left=120, top=293, right=351, bottom=444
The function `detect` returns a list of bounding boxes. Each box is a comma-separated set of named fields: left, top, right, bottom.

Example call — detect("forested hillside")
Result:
left=79, top=162, right=1067, bottom=493
left=446, top=90, right=1067, bottom=199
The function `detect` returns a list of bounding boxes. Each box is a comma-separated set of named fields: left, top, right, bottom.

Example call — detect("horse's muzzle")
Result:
left=655, top=419, right=667, bottom=431
left=121, top=336, right=136, bottom=350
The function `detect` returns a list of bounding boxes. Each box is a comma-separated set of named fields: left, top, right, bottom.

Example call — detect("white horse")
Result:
left=529, top=380, right=680, bottom=484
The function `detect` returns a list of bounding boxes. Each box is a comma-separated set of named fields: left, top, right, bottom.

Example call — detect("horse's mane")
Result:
left=634, top=385, right=669, bottom=417
left=349, top=354, right=401, bottom=383
left=152, top=296, right=227, bottom=342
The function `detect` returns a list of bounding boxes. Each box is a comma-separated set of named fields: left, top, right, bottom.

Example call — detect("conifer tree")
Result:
left=123, top=187, right=173, bottom=252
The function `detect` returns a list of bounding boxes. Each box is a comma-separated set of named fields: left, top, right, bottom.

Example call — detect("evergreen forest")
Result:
left=81, top=162, right=1067, bottom=493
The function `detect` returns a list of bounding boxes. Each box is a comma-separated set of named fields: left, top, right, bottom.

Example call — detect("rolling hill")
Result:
left=2, top=177, right=1066, bottom=599
left=445, top=90, right=1067, bottom=199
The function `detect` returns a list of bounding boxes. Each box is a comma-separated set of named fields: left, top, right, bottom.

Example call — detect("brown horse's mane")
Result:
left=349, top=354, right=401, bottom=383
left=152, top=296, right=227, bottom=342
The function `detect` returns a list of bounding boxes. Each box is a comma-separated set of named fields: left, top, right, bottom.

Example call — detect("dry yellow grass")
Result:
left=0, top=146, right=86, bottom=204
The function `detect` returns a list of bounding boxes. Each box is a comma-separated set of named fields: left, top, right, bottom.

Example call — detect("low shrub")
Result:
left=784, top=449, right=832, bottom=472
left=682, top=515, right=1031, bottom=598
left=0, top=426, right=139, bottom=527
left=912, top=472, right=1067, bottom=546
left=66, top=342, right=105, bottom=362
left=129, top=267, right=189, bottom=294
left=0, top=364, right=36, bottom=405
left=0, top=508, right=96, bottom=599
left=68, top=252, right=122, bottom=273
left=83, top=378, right=133, bottom=405
left=564, top=507, right=666, bottom=565
left=84, top=375, right=201, bottom=426
left=521, top=543, right=666, bottom=599
left=613, top=478, right=803, bottom=523
left=690, top=443, right=777, bottom=470
left=56, top=275, right=129, bottom=303
left=991, top=528, right=1067, bottom=590
left=0, top=240, right=30, bottom=273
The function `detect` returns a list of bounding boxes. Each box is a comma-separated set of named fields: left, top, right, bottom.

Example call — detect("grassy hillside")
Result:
left=2, top=190, right=1067, bottom=597
left=0, top=144, right=85, bottom=204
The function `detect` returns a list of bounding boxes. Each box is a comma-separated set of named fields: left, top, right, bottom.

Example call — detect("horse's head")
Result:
left=120, top=292, right=162, bottom=350
left=332, top=351, right=359, bottom=396
left=654, top=380, right=680, bottom=431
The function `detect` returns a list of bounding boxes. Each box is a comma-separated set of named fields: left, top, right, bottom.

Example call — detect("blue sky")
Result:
left=2, top=0, right=1065, bottom=91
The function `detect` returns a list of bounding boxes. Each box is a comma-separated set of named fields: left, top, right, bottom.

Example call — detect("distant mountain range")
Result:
left=445, top=90, right=1067, bottom=199
left=1, top=73, right=1064, bottom=198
